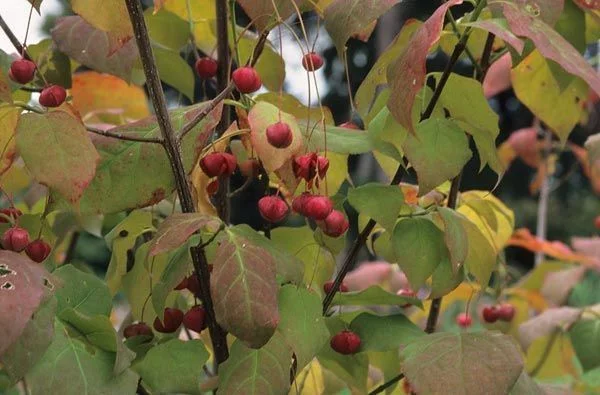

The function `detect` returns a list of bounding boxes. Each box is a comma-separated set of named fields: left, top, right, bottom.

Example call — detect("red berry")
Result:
left=25, top=239, right=52, bottom=263
left=266, top=121, right=293, bottom=148
left=206, top=179, right=219, bottom=195
left=174, top=277, right=189, bottom=290
left=339, top=121, right=360, bottom=130
left=323, top=280, right=348, bottom=294
left=594, top=216, right=600, bottom=230
left=497, top=303, right=516, bottom=322
left=232, top=66, right=261, bottom=93
left=194, top=57, right=218, bottom=79
left=0, top=208, right=22, bottom=223
left=293, top=153, right=318, bottom=181
left=258, top=196, right=289, bottom=223
left=239, top=159, right=260, bottom=178
left=186, top=275, right=201, bottom=296
left=482, top=305, right=499, bottom=323
left=330, top=330, right=361, bottom=355
left=316, top=156, right=329, bottom=178
left=182, top=305, right=207, bottom=333
left=39, top=85, right=66, bottom=107
left=2, top=227, right=30, bottom=252
left=123, top=322, right=153, bottom=339
left=9, top=58, right=36, bottom=84
left=302, top=52, right=324, bottom=71
left=303, top=195, right=333, bottom=220
left=403, top=379, right=416, bottom=394
left=317, top=210, right=349, bottom=238
left=199, top=152, right=237, bottom=178
left=292, top=193, right=313, bottom=215
left=456, top=313, right=472, bottom=328
left=153, top=307, right=184, bottom=333
left=397, top=288, right=417, bottom=308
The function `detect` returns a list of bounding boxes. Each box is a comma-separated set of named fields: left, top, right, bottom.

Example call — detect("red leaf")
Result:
left=467, top=20, right=525, bottom=54
left=493, top=0, right=600, bottom=96
left=149, top=214, right=222, bottom=256
left=386, top=0, right=463, bottom=134
left=573, top=0, right=600, bottom=10
left=483, top=53, right=513, bottom=98
left=507, top=127, right=540, bottom=168
left=0, top=251, right=55, bottom=355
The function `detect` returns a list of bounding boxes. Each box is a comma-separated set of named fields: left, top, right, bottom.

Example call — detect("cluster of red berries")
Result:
left=0, top=208, right=51, bottom=262
left=481, top=303, right=515, bottom=323
left=330, top=329, right=361, bottom=355
left=9, top=58, right=66, bottom=107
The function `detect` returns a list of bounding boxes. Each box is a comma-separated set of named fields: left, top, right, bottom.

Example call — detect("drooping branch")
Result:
left=86, top=126, right=163, bottom=144
left=124, top=0, right=229, bottom=364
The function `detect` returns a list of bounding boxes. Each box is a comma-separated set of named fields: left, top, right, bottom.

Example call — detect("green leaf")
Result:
left=568, top=270, right=600, bottom=307
left=569, top=319, right=600, bottom=371
left=145, top=9, right=189, bottom=51
left=248, top=101, right=305, bottom=172
left=428, top=72, right=503, bottom=174
left=347, top=183, right=404, bottom=232
left=401, top=332, right=524, bottom=395
left=300, top=123, right=374, bottom=154
left=151, top=241, right=194, bottom=316
left=53, top=265, right=112, bottom=317
left=436, top=207, right=468, bottom=272
left=219, top=332, right=292, bottom=394
left=277, top=285, right=329, bottom=370
left=509, top=370, right=545, bottom=395
left=152, top=45, right=195, bottom=101
left=237, top=32, right=285, bottom=91
left=25, top=319, right=138, bottom=394
left=149, top=213, right=221, bottom=256
left=367, top=106, right=405, bottom=161
left=122, top=242, right=175, bottom=323
left=332, top=285, right=422, bottom=308
left=324, top=0, right=401, bottom=55
left=355, top=21, right=421, bottom=118
left=271, top=226, right=335, bottom=292
left=460, top=215, right=497, bottom=286
left=229, top=224, right=304, bottom=285
left=211, top=229, right=279, bottom=348
left=392, top=217, right=446, bottom=289
left=51, top=16, right=140, bottom=83
left=511, top=50, right=587, bottom=142
left=581, top=366, right=600, bottom=389
left=386, top=0, right=462, bottom=133
left=402, top=118, right=471, bottom=195
left=104, top=210, right=155, bottom=295
left=0, top=251, right=55, bottom=355
left=349, top=312, right=424, bottom=352
left=16, top=112, right=99, bottom=203
left=134, top=339, right=209, bottom=394
left=52, top=102, right=222, bottom=214
left=27, top=39, right=72, bottom=88
left=0, top=298, right=56, bottom=385
left=430, top=256, right=465, bottom=298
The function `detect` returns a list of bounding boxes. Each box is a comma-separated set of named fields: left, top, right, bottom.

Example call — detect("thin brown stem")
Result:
left=86, top=126, right=163, bottom=144
left=124, top=0, right=228, bottom=364
left=369, top=373, right=405, bottom=395
left=0, top=14, right=31, bottom=60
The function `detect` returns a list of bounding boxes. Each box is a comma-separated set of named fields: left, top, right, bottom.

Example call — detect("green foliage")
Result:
left=349, top=312, right=424, bottom=352
left=569, top=319, right=600, bottom=371
left=347, top=183, right=404, bottom=231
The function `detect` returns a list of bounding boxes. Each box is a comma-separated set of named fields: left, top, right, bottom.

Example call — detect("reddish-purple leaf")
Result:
left=51, top=16, right=139, bottom=82
left=211, top=231, right=279, bottom=348
left=386, top=0, right=463, bottom=134
left=17, top=112, right=99, bottom=203
left=492, top=0, right=600, bottom=95
left=0, top=251, right=55, bottom=355
left=518, top=307, right=581, bottom=350
left=465, top=19, right=525, bottom=53
left=149, top=213, right=222, bottom=256
left=324, top=0, right=401, bottom=54
left=574, top=0, right=600, bottom=10
left=541, top=266, right=586, bottom=307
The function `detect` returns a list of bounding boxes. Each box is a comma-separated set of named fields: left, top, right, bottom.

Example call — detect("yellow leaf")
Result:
left=0, top=107, right=20, bottom=175
left=71, top=71, right=150, bottom=125
left=525, top=333, right=577, bottom=380
left=163, top=0, right=217, bottom=55
left=290, top=359, right=326, bottom=395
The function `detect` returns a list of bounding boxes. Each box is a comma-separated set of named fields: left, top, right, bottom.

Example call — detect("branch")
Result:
left=0, top=14, right=31, bottom=60
left=124, top=0, right=229, bottom=364
left=369, top=373, right=405, bottom=395
left=86, top=126, right=163, bottom=144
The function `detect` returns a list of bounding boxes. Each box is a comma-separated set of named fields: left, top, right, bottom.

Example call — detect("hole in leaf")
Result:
left=119, top=230, right=129, bottom=238
left=1, top=281, right=14, bottom=290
